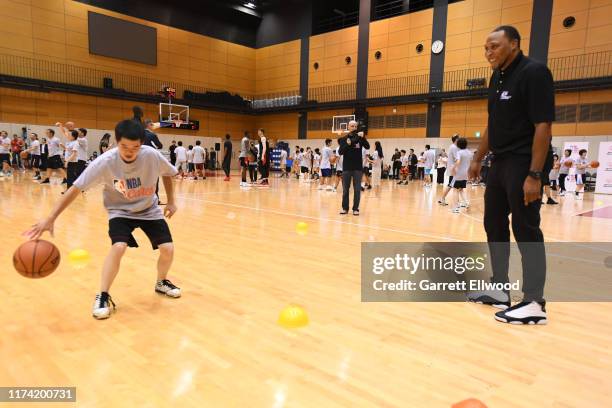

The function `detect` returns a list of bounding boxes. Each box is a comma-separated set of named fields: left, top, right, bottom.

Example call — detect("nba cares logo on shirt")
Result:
left=113, top=177, right=154, bottom=199
left=500, top=91, right=512, bottom=100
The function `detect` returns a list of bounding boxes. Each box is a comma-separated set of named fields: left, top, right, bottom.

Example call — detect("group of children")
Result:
left=550, top=148, right=597, bottom=201
left=0, top=124, right=89, bottom=192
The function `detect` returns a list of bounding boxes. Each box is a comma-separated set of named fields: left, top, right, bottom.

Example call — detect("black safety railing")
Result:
left=549, top=50, right=612, bottom=82
left=367, top=73, right=430, bottom=98
left=1, top=50, right=611, bottom=112
left=308, top=82, right=356, bottom=103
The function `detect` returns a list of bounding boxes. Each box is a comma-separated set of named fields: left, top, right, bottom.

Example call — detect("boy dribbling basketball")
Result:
left=24, top=114, right=181, bottom=320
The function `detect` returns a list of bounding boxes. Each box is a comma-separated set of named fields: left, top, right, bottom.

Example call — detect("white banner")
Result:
left=562, top=142, right=590, bottom=192
left=595, top=141, right=612, bottom=195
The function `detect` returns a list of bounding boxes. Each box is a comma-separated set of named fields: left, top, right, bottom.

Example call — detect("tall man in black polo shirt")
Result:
left=338, top=120, right=370, bottom=215
left=468, top=26, right=554, bottom=325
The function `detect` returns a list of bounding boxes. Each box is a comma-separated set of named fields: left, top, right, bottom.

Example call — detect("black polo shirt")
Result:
left=487, top=51, right=555, bottom=156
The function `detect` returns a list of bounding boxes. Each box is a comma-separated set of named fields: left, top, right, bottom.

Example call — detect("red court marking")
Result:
left=577, top=205, right=612, bottom=219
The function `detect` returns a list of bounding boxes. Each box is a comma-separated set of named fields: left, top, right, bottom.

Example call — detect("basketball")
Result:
left=564, top=160, right=574, bottom=168
left=590, top=160, right=600, bottom=168
left=65, top=121, right=75, bottom=129
left=451, top=399, right=488, bottom=408
left=20, top=151, right=28, bottom=159
left=13, top=240, right=61, bottom=278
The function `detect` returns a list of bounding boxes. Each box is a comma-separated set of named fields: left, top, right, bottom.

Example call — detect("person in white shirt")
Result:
left=279, top=148, right=288, bottom=178
left=438, top=134, right=460, bottom=205
left=26, top=133, right=42, bottom=180
left=451, top=138, right=473, bottom=213
left=192, top=140, right=205, bottom=180
left=436, top=150, right=448, bottom=185
left=332, top=147, right=343, bottom=192
left=63, top=130, right=80, bottom=191
left=319, top=139, right=333, bottom=190
left=0, top=130, right=13, bottom=177
left=291, top=146, right=300, bottom=179
left=76, top=128, right=89, bottom=180
left=398, top=150, right=409, bottom=184
left=368, top=141, right=384, bottom=190
left=312, top=148, right=321, bottom=181
left=301, top=148, right=312, bottom=182
left=361, top=146, right=371, bottom=190
left=574, top=149, right=589, bottom=200
left=25, top=114, right=180, bottom=320
left=40, top=128, right=67, bottom=185
left=174, top=141, right=187, bottom=177
left=423, top=144, right=436, bottom=188
left=558, top=149, right=572, bottom=196
left=186, top=145, right=195, bottom=178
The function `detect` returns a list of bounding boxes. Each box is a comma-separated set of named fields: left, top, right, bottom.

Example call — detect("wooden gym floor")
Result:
left=1, top=172, right=611, bottom=407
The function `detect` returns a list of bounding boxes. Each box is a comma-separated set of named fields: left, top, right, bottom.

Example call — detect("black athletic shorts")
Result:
left=239, top=157, right=248, bottom=168
left=447, top=175, right=454, bottom=187
left=363, top=166, right=370, bottom=176
left=31, top=155, right=41, bottom=168
left=47, top=155, right=63, bottom=170
left=0, top=153, right=9, bottom=165
left=108, top=217, right=173, bottom=250
left=453, top=180, right=467, bottom=189
left=301, top=166, right=309, bottom=173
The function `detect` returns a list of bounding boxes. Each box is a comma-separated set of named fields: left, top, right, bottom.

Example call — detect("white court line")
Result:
left=174, top=194, right=464, bottom=242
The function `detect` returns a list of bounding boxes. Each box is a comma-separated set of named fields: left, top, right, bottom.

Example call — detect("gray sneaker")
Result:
left=467, top=289, right=510, bottom=310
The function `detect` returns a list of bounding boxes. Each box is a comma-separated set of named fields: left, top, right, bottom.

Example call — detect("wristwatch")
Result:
left=528, top=171, right=542, bottom=180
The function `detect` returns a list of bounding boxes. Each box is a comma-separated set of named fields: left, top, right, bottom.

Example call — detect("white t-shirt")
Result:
left=313, top=153, right=321, bottom=168
left=302, top=151, right=312, bottom=167
left=193, top=146, right=205, bottom=164
left=362, top=147, right=369, bottom=167
left=48, top=136, right=62, bottom=157
left=437, top=155, right=447, bottom=168
left=335, top=148, right=343, bottom=171
left=454, top=149, right=473, bottom=181
left=559, top=156, right=573, bottom=174
left=424, top=149, right=435, bottom=169
left=575, top=157, right=588, bottom=175
left=372, top=151, right=382, bottom=169
left=0, top=137, right=10, bottom=154
left=401, top=155, right=409, bottom=167
left=280, top=150, right=287, bottom=165
left=187, top=150, right=194, bottom=163
left=64, top=140, right=79, bottom=162
left=73, top=146, right=178, bottom=220
left=320, top=146, right=332, bottom=169
left=175, top=146, right=187, bottom=162
left=77, top=137, right=88, bottom=161
left=239, top=137, right=249, bottom=158
left=30, top=140, right=41, bottom=155
left=417, top=154, right=425, bottom=168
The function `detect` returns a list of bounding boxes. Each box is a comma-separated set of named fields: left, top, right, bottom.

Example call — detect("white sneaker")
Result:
left=494, top=301, right=547, bottom=325
left=318, top=186, right=325, bottom=190
left=155, top=279, right=181, bottom=298
left=332, top=187, right=337, bottom=192
left=460, top=202, right=470, bottom=208
left=326, top=186, right=333, bottom=191
left=452, top=208, right=460, bottom=213
left=575, top=194, right=583, bottom=200
left=0, top=172, right=4, bottom=178
left=92, top=292, right=116, bottom=319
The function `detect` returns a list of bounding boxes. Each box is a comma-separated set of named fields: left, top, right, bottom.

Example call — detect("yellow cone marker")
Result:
left=278, top=305, right=309, bottom=328
left=68, top=249, right=90, bottom=269
left=295, top=221, right=309, bottom=236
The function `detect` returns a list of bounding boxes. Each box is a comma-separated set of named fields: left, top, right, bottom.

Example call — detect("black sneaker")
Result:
left=92, top=292, right=116, bottom=319
left=546, top=198, right=558, bottom=205
left=40, top=178, right=50, bottom=184
left=494, top=301, right=547, bottom=325
left=155, top=279, right=181, bottom=298
left=62, top=178, right=67, bottom=184
left=467, top=290, right=510, bottom=310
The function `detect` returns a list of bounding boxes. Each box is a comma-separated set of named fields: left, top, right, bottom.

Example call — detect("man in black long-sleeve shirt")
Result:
left=338, top=120, right=370, bottom=215
left=144, top=120, right=163, bottom=150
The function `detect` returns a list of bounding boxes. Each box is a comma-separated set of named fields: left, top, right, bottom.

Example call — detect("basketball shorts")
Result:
left=321, top=168, right=332, bottom=177
left=31, top=155, right=41, bottom=168
left=301, top=166, right=309, bottom=174
left=188, top=163, right=195, bottom=172
left=175, top=160, right=186, bottom=171
left=424, top=168, right=432, bottom=176
left=195, top=163, right=204, bottom=170
left=363, top=166, right=370, bottom=176
left=453, top=180, right=467, bottom=189
left=0, top=153, right=9, bottom=165
left=239, top=157, right=248, bottom=168
left=47, top=155, right=63, bottom=170
left=400, top=166, right=409, bottom=176
left=108, top=217, right=173, bottom=250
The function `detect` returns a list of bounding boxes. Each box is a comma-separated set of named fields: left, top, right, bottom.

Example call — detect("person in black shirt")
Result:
left=469, top=25, right=554, bottom=325
left=168, top=141, right=177, bottom=166
left=144, top=120, right=163, bottom=150
left=391, top=149, right=401, bottom=179
left=222, top=134, right=232, bottom=181
left=257, top=129, right=270, bottom=186
left=408, top=149, right=417, bottom=180
left=338, top=120, right=370, bottom=215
